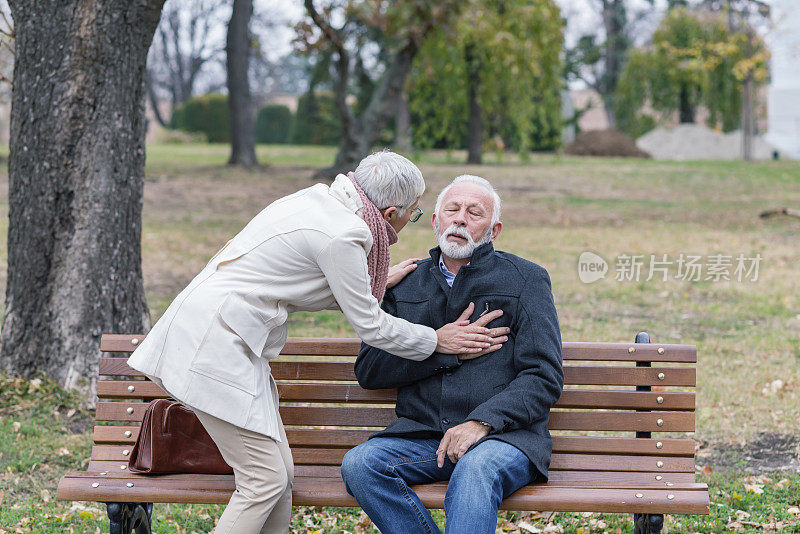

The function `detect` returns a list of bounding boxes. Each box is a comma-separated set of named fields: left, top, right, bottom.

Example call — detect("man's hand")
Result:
left=387, top=258, right=423, bottom=288
left=436, top=420, right=491, bottom=467
left=457, top=309, right=510, bottom=361
left=435, top=303, right=505, bottom=354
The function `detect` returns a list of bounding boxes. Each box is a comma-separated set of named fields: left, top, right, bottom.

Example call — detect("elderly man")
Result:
left=340, top=175, right=564, bottom=534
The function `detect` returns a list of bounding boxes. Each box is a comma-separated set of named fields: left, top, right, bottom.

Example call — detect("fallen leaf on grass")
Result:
left=743, top=483, right=764, bottom=494
left=28, top=378, right=42, bottom=392
left=761, top=379, right=785, bottom=396
left=357, top=512, right=372, bottom=528
left=538, top=511, right=556, bottom=522
left=744, top=475, right=772, bottom=485
left=518, top=522, right=541, bottom=533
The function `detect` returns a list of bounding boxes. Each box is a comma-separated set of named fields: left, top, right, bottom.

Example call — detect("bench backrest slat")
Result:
left=100, top=358, right=695, bottom=387
left=100, top=335, right=697, bottom=363
left=97, top=380, right=695, bottom=411
left=92, top=427, right=694, bottom=456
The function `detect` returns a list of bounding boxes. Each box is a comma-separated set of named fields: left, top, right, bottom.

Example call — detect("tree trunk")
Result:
left=465, top=44, right=483, bottom=164
left=319, top=41, right=419, bottom=178
left=741, top=72, right=754, bottom=161
left=741, top=26, right=755, bottom=162
left=1, top=0, right=163, bottom=396
left=394, top=86, right=412, bottom=154
left=146, top=72, right=169, bottom=128
left=227, top=0, right=257, bottom=167
left=678, top=83, right=695, bottom=123
left=600, top=0, right=628, bottom=128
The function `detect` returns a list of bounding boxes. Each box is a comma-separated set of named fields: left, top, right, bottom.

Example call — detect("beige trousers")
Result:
left=193, top=383, right=293, bottom=534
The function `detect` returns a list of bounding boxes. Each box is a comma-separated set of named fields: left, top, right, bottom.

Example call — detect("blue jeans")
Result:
left=340, top=437, right=536, bottom=534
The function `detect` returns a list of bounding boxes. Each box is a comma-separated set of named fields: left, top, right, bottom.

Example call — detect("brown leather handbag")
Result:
left=128, top=399, right=233, bottom=475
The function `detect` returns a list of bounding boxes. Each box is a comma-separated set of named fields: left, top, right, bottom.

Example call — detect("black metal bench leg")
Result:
left=107, top=503, right=153, bottom=534
left=633, top=513, right=664, bottom=534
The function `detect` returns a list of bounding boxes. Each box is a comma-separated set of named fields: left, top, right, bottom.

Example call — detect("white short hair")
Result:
left=434, top=175, right=502, bottom=226
left=354, top=150, right=425, bottom=215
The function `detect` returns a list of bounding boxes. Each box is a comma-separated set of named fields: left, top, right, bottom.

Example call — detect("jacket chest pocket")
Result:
left=395, top=298, right=436, bottom=328
left=469, top=295, right=516, bottom=330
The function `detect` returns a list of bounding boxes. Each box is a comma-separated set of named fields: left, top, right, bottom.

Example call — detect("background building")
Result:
left=766, top=0, right=800, bottom=159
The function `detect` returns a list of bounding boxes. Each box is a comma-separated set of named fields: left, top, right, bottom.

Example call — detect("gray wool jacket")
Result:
left=354, top=243, right=564, bottom=481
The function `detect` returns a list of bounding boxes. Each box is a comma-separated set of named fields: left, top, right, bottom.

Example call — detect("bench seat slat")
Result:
left=57, top=473, right=708, bottom=514
left=100, top=335, right=698, bottom=363
left=93, top=427, right=695, bottom=456
left=97, top=381, right=696, bottom=411
left=61, top=469, right=698, bottom=486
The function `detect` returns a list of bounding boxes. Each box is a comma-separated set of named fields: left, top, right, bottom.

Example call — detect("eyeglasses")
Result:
left=409, top=207, right=423, bottom=223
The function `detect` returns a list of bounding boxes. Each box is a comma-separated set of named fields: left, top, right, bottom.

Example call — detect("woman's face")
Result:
left=383, top=198, right=421, bottom=234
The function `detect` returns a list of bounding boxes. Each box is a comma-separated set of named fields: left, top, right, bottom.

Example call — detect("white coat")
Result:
left=127, top=175, right=438, bottom=440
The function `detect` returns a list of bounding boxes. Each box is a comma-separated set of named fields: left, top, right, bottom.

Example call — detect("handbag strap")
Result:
left=161, top=401, right=185, bottom=433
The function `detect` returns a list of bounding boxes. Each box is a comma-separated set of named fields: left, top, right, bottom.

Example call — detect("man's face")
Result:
left=432, top=182, right=500, bottom=260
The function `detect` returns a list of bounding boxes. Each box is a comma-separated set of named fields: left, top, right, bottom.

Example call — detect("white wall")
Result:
left=766, top=0, right=800, bottom=159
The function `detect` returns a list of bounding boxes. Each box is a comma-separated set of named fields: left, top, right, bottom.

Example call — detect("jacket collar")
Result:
left=428, top=242, right=496, bottom=270
left=329, top=173, right=363, bottom=214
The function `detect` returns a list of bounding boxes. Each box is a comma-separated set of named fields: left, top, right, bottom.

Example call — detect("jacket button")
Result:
left=441, top=418, right=449, bottom=425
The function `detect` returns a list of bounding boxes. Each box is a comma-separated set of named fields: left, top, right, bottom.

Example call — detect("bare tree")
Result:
left=393, top=86, right=412, bottom=154
left=0, top=8, right=13, bottom=89
left=227, top=0, right=258, bottom=166
left=300, top=0, right=461, bottom=178
left=564, top=0, right=659, bottom=128
left=1, top=0, right=164, bottom=396
left=146, top=0, right=226, bottom=127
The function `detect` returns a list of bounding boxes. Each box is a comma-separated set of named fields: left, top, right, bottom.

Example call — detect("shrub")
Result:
left=152, top=126, right=208, bottom=144
left=563, top=129, right=651, bottom=158
left=255, top=104, right=292, bottom=144
left=170, top=93, right=230, bottom=143
left=289, top=92, right=341, bottom=146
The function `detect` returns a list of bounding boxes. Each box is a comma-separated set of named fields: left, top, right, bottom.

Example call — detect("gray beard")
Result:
left=435, top=222, right=492, bottom=260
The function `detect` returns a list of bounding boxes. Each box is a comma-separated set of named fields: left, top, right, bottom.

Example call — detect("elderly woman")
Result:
left=127, top=151, right=504, bottom=534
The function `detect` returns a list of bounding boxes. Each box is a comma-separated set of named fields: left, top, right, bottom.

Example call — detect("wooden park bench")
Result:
left=57, top=332, right=709, bottom=534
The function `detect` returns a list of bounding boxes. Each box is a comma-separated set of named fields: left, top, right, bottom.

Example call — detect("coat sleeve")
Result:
left=316, top=226, right=438, bottom=361
left=353, top=289, right=462, bottom=389
left=465, top=269, right=564, bottom=432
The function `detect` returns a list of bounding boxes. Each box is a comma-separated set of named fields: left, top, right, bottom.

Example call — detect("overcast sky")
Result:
left=256, top=0, right=676, bottom=58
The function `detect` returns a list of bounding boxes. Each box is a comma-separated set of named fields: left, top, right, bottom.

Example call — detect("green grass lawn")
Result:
left=1, top=143, right=800, bottom=532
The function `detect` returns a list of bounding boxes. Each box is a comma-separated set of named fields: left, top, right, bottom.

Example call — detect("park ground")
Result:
left=1, top=144, right=800, bottom=532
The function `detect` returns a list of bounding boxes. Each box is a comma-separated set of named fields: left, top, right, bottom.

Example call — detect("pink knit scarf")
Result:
left=347, top=172, right=398, bottom=302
